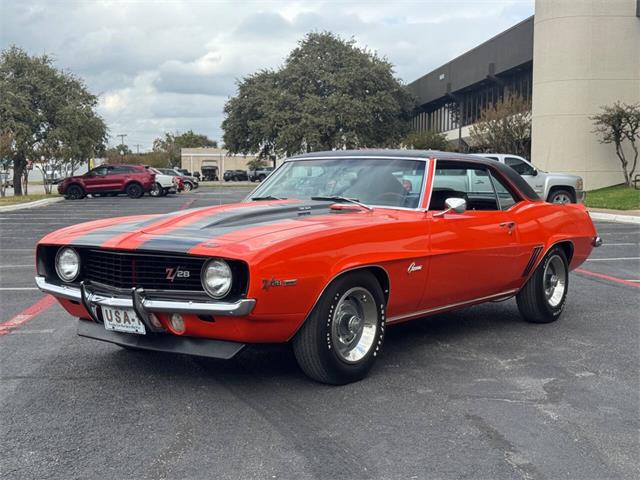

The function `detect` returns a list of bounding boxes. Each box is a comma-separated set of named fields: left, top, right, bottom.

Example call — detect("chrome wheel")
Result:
left=551, top=192, right=572, bottom=204
left=331, top=287, right=378, bottom=363
left=183, top=182, right=192, bottom=192
left=543, top=255, right=566, bottom=307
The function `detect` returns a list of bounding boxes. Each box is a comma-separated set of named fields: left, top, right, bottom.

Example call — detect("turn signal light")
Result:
left=170, top=313, right=185, bottom=334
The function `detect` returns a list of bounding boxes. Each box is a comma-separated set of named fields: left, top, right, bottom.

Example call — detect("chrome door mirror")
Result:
left=434, top=197, right=467, bottom=217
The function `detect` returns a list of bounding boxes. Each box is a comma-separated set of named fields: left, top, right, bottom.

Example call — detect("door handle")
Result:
left=474, top=180, right=484, bottom=184
left=499, top=221, right=516, bottom=234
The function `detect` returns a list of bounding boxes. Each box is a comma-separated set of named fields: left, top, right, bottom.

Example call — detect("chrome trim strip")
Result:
left=36, top=275, right=81, bottom=300
left=387, top=289, right=519, bottom=323
left=35, top=276, right=256, bottom=317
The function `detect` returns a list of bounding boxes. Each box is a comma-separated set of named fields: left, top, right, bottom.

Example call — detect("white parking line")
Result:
left=0, top=287, right=39, bottom=291
left=586, top=257, right=640, bottom=261
left=603, top=243, right=639, bottom=246
left=0, top=265, right=33, bottom=268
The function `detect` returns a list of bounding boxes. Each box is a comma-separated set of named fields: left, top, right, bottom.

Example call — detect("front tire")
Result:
left=548, top=189, right=575, bottom=204
left=293, top=271, right=385, bottom=385
left=183, top=181, right=193, bottom=192
left=516, top=247, right=569, bottom=323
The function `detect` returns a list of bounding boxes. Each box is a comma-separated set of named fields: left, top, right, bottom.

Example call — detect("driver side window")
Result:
left=431, top=162, right=498, bottom=211
left=505, top=157, right=535, bottom=176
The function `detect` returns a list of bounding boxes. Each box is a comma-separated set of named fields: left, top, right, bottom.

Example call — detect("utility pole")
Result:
left=117, top=133, right=127, bottom=148
left=134, top=144, right=141, bottom=154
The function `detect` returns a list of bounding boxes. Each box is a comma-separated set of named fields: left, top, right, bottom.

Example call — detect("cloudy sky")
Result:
left=1, top=0, right=533, bottom=151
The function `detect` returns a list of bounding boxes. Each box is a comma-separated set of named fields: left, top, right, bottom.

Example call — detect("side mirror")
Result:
left=434, top=197, right=467, bottom=217
left=531, top=169, right=538, bottom=177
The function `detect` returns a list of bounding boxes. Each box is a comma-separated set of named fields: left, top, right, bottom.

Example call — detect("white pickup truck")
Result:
left=474, top=154, right=584, bottom=204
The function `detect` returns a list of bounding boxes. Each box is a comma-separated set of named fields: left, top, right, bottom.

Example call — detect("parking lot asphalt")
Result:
left=1, top=191, right=638, bottom=480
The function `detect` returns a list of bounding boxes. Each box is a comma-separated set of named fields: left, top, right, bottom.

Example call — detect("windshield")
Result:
left=250, top=158, right=427, bottom=209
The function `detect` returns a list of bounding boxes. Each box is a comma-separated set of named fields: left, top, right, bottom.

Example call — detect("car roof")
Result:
left=289, top=149, right=497, bottom=166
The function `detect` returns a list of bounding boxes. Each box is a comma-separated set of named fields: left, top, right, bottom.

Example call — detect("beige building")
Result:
left=180, top=148, right=260, bottom=177
left=531, top=0, right=640, bottom=189
left=407, top=0, right=640, bottom=190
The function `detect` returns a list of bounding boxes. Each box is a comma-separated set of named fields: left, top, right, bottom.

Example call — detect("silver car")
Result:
left=475, top=154, right=584, bottom=204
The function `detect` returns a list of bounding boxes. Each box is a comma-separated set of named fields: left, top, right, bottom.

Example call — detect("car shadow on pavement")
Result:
left=106, top=300, right=526, bottom=385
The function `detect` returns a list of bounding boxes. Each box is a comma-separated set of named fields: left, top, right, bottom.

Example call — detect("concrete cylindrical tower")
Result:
left=531, top=0, right=640, bottom=190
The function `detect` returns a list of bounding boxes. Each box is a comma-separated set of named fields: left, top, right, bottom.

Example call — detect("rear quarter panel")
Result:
left=512, top=201, right=596, bottom=273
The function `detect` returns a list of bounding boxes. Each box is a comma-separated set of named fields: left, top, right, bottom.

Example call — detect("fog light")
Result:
left=170, top=313, right=185, bottom=334
left=149, top=313, right=163, bottom=330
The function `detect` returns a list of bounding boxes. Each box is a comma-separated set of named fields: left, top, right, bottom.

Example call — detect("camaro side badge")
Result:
left=407, top=262, right=423, bottom=274
left=262, top=278, right=298, bottom=290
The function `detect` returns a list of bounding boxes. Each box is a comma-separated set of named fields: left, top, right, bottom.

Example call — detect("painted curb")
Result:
left=589, top=211, right=640, bottom=225
left=0, top=196, right=64, bottom=212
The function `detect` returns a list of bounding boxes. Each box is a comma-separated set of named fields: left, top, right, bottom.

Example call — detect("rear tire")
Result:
left=293, top=271, right=386, bottom=384
left=516, top=247, right=569, bottom=323
left=126, top=183, right=143, bottom=199
left=149, top=182, right=162, bottom=197
left=65, top=184, right=85, bottom=200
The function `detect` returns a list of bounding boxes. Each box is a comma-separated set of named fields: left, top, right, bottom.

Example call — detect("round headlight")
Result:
left=55, top=247, right=80, bottom=282
left=202, top=259, right=232, bottom=299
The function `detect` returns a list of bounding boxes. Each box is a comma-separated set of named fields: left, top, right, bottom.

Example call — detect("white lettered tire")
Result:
left=293, top=271, right=385, bottom=384
left=516, top=246, right=569, bottom=323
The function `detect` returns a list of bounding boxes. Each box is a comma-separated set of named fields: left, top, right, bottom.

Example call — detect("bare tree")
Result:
left=592, top=102, right=640, bottom=187
left=470, top=95, right=531, bottom=158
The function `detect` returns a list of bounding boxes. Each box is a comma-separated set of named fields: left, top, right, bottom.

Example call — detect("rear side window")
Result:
left=110, top=166, right=136, bottom=174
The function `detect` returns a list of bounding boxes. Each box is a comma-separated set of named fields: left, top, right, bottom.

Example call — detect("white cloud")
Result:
left=0, top=0, right=534, bottom=150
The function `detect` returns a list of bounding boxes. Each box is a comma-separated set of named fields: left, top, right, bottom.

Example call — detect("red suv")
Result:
left=58, top=165, right=155, bottom=200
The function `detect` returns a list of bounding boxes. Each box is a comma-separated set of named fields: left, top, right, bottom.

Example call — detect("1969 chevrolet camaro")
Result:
left=36, top=150, right=601, bottom=384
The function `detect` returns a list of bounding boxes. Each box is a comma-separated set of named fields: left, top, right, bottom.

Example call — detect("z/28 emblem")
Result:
left=165, top=267, right=190, bottom=282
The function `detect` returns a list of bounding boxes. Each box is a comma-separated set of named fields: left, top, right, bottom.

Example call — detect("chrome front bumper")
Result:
left=35, top=276, right=256, bottom=328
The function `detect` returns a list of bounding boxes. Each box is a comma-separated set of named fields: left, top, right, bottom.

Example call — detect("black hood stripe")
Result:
left=138, top=202, right=334, bottom=253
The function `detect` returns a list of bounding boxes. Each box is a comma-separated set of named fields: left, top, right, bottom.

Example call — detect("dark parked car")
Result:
left=248, top=167, right=274, bottom=182
left=223, top=169, right=248, bottom=181
left=159, top=169, right=199, bottom=192
left=58, top=165, right=155, bottom=200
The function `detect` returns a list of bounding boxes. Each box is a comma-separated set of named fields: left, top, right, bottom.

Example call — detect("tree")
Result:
left=223, top=32, right=415, bottom=158
left=469, top=94, right=531, bottom=158
left=0, top=46, right=107, bottom=195
left=152, top=130, right=217, bottom=167
left=246, top=158, right=267, bottom=171
left=402, top=130, right=450, bottom=151
left=592, top=102, right=640, bottom=187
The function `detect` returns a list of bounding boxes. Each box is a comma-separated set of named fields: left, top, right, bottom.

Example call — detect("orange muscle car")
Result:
left=36, top=150, right=601, bottom=384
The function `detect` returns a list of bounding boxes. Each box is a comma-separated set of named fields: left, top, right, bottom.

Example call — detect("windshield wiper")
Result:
left=251, top=195, right=286, bottom=201
left=311, top=196, right=373, bottom=211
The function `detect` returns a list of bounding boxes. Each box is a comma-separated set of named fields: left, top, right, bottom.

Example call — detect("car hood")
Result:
left=39, top=200, right=399, bottom=256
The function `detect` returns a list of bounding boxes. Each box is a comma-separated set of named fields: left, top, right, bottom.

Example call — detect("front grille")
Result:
left=84, top=249, right=205, bottom=291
